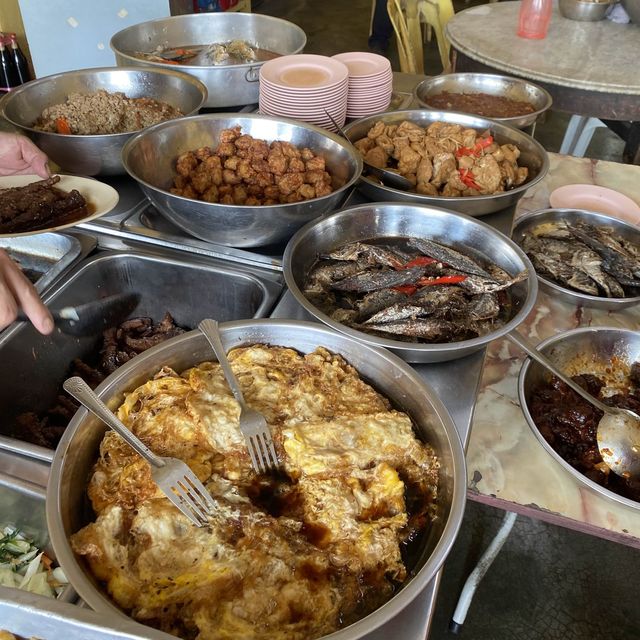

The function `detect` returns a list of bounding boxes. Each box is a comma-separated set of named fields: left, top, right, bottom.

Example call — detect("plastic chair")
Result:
left=559, top=115, right=607, bottom=157
left=387, top=0, right=454, bottom=74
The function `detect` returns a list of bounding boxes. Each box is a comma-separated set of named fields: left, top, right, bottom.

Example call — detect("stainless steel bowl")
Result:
left=622, top=0, right=640, bottom=23
left=283, top=202, right=538, bottom=363
left=121, top=113, right=362, bottom=248
left=1, top=66, right=207, bottom=177
left=512, top=208, right=640, bottom=310
left=414, top=73, right=553, bottom=130
left=46, top=319, right=466, bottom=639
left=518, top=326, right=640, bottom=513
left=110, top=13, right=306, bottom=108
left=343, top=110, right=549, bottom=217
left=559, top=0, right=613, bottom=21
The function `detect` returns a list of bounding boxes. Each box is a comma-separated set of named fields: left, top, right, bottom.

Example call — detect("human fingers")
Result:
left=0, top=251, right=53, bottom=334
left=16, top=135, right=51, bottom=178
left=0, top=273, right=19, bottom=331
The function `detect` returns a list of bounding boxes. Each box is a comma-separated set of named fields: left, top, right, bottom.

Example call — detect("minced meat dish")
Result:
left=34, top=90, right=183, bottom=135
left=529, top=365, right=640, bottom=503
left=425, top=91, right=536, bottom=118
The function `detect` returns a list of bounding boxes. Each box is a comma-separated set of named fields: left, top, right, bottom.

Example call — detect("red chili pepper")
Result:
left=459, top=169, right=481, bottom=191
left=393, top=284, right=418, bottom=295
left=455, top=135, right=494, bottom=159
left=416, top=275, right=467, bottom=287
left=399, top=256, right=438, bottom=269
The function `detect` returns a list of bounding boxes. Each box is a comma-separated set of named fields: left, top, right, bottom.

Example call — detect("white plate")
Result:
left=0, top=174, right=119, bottom=238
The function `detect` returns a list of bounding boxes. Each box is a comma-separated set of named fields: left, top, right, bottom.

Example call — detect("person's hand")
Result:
left=0, top=250, right=53, bottom=334
left=0, top=132, right=50, bottom=178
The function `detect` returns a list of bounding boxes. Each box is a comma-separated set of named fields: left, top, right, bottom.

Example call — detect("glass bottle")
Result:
left=8, top=34, right=31, bottom=85
left=517, top=0, right=553, bottom=39
left=0, top=37, right=20, bottom=91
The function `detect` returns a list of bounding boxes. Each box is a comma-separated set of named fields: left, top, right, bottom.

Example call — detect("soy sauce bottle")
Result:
left=0, top=37, right=20, bottom=92
left=8, top=34, right=31, bottom=84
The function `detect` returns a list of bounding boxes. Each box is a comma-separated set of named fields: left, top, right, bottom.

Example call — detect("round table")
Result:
left=445, top=1, right=640, bottom=161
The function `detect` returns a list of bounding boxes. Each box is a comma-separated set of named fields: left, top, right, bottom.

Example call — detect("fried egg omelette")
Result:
left=71, top=345, right=440, bottom=640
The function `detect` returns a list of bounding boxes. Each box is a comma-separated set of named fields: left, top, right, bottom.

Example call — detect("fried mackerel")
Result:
left=0, top=176, right=87, bottom=234
left=522, top=220, right=640, bottom=298
left=71, top=345, right=440, bottom=640
left=303, top=238, right=527, bottom=343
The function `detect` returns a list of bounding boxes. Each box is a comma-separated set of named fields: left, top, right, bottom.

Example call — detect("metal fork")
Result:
left=63, top=376, right=217, bottom=527
left=198, top=319, right=279, bottom=474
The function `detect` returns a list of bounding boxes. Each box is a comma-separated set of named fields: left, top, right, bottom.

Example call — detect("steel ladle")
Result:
left=507, top=330, right=640, bottom=479
left=323, top=110, right=413, bottom=191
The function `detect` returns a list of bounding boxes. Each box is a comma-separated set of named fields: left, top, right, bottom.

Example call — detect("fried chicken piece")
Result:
left=416, top=157, right=433, bottom=185
left=254, top=171, right=274, bottom=188
left=441, top=183, right=462, bottom=197
left=246, top=196, right=262, bottom=205
left=366, top=121, right=386, bottom=140
left=224, top=156, right=240, bottom=170
left=222, top=169, right=242, bottom=185
left=397, top=146, right=421, bottom=175
left=190, top=166, right=214, bottom=194
left=233, top=184, right=248, bottom=205
left=219, top=126, right=241, bottom=143
left=217, top=142, right=236, bottom=157
left=416, top=182, right=439, bottom=196
left=202, top=185, right=219, bottom=202
left=514, top=166, right=529, bottom=186
left=220, top=193, right=234, bottom=204
left=431, top=152, right=457, bottom=187
left=305, top=156, right=325, bottom=172
left=445, top=169, right=468, bottom=192
left=268, top=152, right=288, bottom=175
left=175, top=151, right=197, bottom=177
left=501, top=144, right=520, bottom=163
left=298, top=184, right=316, bottom=199
left=249, top=138, right=270, bottom=159
left=251, top=158, right=271, bottom=174
left=301, top=147, right=315, bottom=161
left=264, top=184, right=280, bottom=200
left=288, top=157, right=305, bottom=173
left=354, top=137, right=375, bottom=155
left=173, top=174, right=190, bottom=190
left=397, top=120, right=425, bottom=136
left=375, top=134, right=395, bottom=156
left=237, top=159, right=256, bottom=182
left=305, top=169, right=329, bottom=186
left=499, top=160, right=516, bottom=188
left=235, top=134, right=253, bottom=150
left=391, top=136, right=410, bottom=160
left=426, top=121, right=447, bottom=138
left=315, top=183, right=333, bottom=197
left=279, top=141, right=302, bottom=159
left=364, top=146, right=388, bottom=169
left=194, top=146, right=212, bottom=161
left=471, top=155, right=502, bottom=195
left=277, top=172, right=304, bottom=195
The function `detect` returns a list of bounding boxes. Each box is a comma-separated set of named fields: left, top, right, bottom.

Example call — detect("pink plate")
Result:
left=260, top=54, right=349, bottom=89
left=332, top=51, right=391, bottom=77
left=549, top=184, right=640, bottom=225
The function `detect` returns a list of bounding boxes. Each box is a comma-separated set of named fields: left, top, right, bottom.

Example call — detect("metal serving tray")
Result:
left=0, top=585, right=174, bottom=640
left=0, top=249, right=282, bottom=458
left=0, top=233, right=83, bottom=293
left=0, top=473, right=75, bottom=603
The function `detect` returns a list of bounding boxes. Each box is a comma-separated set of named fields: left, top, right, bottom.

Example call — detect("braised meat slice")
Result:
left=0, top=175, right=88, bottom=234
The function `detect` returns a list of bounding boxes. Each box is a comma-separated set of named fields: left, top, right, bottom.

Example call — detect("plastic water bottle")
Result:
left=517, top=0, right=553, bottom=39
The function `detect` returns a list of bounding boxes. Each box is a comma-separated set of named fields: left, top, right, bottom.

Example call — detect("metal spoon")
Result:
left=323, top=110, right=413, bottom=191
left=507, top=330, right=640, bottom=479
left=17, top=292, right=139, bottom=337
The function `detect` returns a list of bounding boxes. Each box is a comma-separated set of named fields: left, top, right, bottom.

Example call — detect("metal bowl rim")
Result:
left=413, top=72, right=553, bottom=122
left=512, top=207, right=640, bottom=307
left=121, top=112, right=363, bottom=210
left=109, top=12, right=307, bottom=71
left=283, top=201, right=539, bottom=354
left=343, top=109, right=550, bottom=204
left=1, top=65, right=208, bottom=139
left=517, top=325, right=640, bottom=513
left=46, top=318, right=467, bottom=639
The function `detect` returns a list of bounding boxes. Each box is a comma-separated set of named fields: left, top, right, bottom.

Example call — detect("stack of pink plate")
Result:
left=259, top=54, right=349, bottom=132
left=332, top=52, right=393, bottom=119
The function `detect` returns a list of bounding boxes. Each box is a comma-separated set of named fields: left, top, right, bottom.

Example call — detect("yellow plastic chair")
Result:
left=387, top=0, right=454, bottom=74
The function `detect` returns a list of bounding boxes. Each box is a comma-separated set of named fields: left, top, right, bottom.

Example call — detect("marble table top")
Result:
left=446, top=1, right=640, bottom=94
left=467, top=152, right=640, bottom=546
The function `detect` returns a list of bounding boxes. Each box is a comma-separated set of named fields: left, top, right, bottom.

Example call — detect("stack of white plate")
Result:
left=259, top=54, right=349, bottom=132
left=332, top=52, right=393, bottom=119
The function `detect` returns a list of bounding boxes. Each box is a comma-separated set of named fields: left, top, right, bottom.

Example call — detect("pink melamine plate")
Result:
left=549, top=184, right=640, bottom=225
left=260, top=55, right=349, bottom=89
left=332, top=52, right=391, bottom=77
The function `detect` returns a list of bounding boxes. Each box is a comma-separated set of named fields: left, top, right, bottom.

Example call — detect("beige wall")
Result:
left=0, top=0, right=33, bottom=74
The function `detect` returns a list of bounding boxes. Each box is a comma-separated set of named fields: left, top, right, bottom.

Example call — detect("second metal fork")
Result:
left=63, top=376, right=217, bottom=527
left=198, top=319, right=279, bottom=474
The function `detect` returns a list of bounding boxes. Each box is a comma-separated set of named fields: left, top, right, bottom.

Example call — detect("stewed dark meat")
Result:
left=529, top=372, right=640, bottom=502
left=425, top=92, right=536, bottom=118
left=0, top=176, right=88, bottom=234
left=15, top=312, right=185, bottom=449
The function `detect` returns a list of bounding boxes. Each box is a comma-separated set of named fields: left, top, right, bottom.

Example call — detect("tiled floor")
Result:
left=256, top=1, right=640, bottom=638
